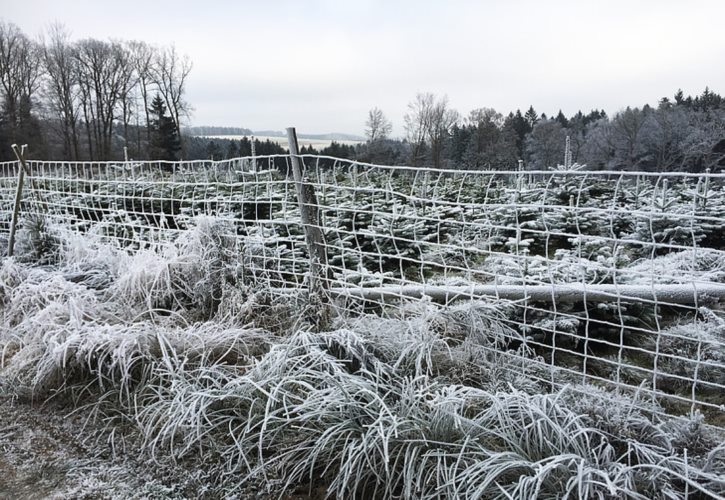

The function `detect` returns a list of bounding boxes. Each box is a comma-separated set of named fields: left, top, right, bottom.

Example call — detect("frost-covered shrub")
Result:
left=0, top=294, right=274, bottom=400
left=239, top=224, right=306, bottom=287
left=0, top=258, right=30, bottom=305
left=214, top=283, right=302, bottom=333
left=57, top=225, right=125, bottom=288
left=339, top=300, right=542, bottom=392
left=169, top=216, right=240, bottom=317
left=622, top=248, right=725, bottom=285
left=643, top=313, right=725, bottom=395
left=13, top=215, right=63, bottom=265
left=3, top=269, right=103, bottom=331
left=111, top=217, right=243, bottom=320
left=112, top=249, right=176, bottom=313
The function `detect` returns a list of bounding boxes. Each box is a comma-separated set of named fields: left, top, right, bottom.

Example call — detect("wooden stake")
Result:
left=286, top=127, right=331, bottom=330
left=7, top=144, right=28, bottom=257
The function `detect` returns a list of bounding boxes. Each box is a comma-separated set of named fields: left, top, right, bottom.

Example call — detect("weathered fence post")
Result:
left=286, top=127, right=331, bottom=330
left=7, top=144, right=28, bottom=257
left=250, top=135, right=256, bottom=172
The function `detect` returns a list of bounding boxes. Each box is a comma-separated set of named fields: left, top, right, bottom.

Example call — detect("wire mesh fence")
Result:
left=0, top=160, right=19, bottom=235
left=3, top=153, right=725, bottom=422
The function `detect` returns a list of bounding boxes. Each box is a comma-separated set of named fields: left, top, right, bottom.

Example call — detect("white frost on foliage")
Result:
left=623, top=248, right=725, bottom=285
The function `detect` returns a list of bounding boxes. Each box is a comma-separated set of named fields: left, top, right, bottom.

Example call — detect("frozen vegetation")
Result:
left=0, top=217, right=724, bottom=499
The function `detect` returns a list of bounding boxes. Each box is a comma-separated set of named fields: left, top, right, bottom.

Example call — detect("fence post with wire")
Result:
left=7, top=144, right=29, bottom=257
left=286, top=127, right=332, bottom=331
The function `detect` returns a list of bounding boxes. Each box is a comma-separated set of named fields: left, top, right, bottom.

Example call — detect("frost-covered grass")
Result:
left=1, top=218, right=724, bottom=499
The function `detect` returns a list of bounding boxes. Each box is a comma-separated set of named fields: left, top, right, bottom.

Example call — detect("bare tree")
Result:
left=680, top=108, right=725, bottom=171
left=0, top=21, right=42, bottom=149
left=365, top=107, right=392, bottom=142
left=42, top=23, right=80, bottom=159
left=639, top=103, right=689, bottom=171
left=154, top=45, right=192, bottom=149
left=609, top=106, right=649, bottom=169
left=74, top=39, right=130, bottom=159
left=581, top=118, right=615, bottom=169
left=404, top=92, right=434, bottom=166
left=115, top=43, right=137, bottom=155
left=428, top=96, right=459, bottom=169
left=404, top=93, right=458, bottom=168
left=127, top=40, right=157, bottom=155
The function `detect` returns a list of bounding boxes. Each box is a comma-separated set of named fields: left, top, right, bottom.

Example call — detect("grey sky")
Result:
left=5, top=0, right=725, bottom=136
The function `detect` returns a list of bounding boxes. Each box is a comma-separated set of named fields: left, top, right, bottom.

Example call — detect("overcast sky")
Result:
left=5, top=0, right=725, bottom=136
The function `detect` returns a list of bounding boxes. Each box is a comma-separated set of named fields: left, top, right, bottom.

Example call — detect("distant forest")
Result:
left=1, top=19, right=723, bottom=171
left=184, top=126, right=253, bottom=137
left=358, top=89, right=725, bottom=172
left=195, top=88, right=725, bottom=173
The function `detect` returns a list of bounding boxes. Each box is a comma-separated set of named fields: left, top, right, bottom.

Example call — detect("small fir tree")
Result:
left=148, top=94, right=181, bottom=160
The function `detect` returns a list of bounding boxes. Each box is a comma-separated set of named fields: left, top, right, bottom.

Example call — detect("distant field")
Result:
left=198, top=135, right=364, bottom=151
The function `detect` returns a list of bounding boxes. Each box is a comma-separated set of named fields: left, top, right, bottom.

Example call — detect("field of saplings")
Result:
left=0, top=159, right=724, bottom=498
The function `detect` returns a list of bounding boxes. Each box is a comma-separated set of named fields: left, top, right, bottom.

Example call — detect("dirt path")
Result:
left=0, top=397, right=196, bottom=499
left=0, top=397, right=326, bottom=499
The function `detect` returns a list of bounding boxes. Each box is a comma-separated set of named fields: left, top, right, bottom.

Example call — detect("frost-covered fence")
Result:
left=4, top=156, right=314, bottom=289
left=0, top=160, right=19, bottom=236
left=3, top=153, right=725, bottom=419
left=306, top=158, right=725, bottom=419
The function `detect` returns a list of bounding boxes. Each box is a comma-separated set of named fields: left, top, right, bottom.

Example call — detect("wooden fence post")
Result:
left=7, top=144, right=28, bottom=257
left=286, top=127, right=331, bottom=330
left=250, top=135, right=256, bottom=172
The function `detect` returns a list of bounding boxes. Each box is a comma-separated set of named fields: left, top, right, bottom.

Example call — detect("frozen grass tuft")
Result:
left=130, top=330, right=724, bottom=498
left=1, top=217, right=723, bottom=498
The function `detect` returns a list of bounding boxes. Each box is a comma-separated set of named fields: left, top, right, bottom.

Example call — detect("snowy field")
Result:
left=0, top=158, right=724, bottom=498
left=197, top=134, right=364, bottom=151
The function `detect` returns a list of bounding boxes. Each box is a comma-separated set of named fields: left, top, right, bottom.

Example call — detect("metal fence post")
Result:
left=286, top=127, right=331, bottom=330
left=7, top=144, right=28, bottom=257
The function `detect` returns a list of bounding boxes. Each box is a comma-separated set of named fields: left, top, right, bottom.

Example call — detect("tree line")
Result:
left=0, top=20, right=190, bottom=161
left=184, top=88, right=725, bottom=173
left=186, top=135, right=357, bottom=165
left=2, top=18, right=723, bottom=172
left=358, top=89, right=725, bottom=172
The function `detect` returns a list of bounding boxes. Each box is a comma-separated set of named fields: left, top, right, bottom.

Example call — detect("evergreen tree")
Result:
left=448, top=124, right=471, bottom=165
left=674, top=89, right=685, bottom=105
left=508, top=110, right=531, bottom=157
left=525, top=119, right=567, bottom=169
left=693, top=87, right=723, bottom=111
left=524, top=106, right=539, bottom=128
left=555, top=110, right=569, bottom=128
left=148, top=93, right=180, bottom=160
left=206, top=140, right=221, bottom=160
left=321, top=141, right=355, bottom=160
left=583, top=109, right=607, bottom=127
left=239, top=136, right=252, bottom=156
left=227, top=139, right=240, bottom=159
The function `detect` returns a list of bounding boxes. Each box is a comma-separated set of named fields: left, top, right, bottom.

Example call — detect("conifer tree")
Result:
left=148, top=93, right=180, bottom=160
left=524, top=106, right=539, bottom=127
